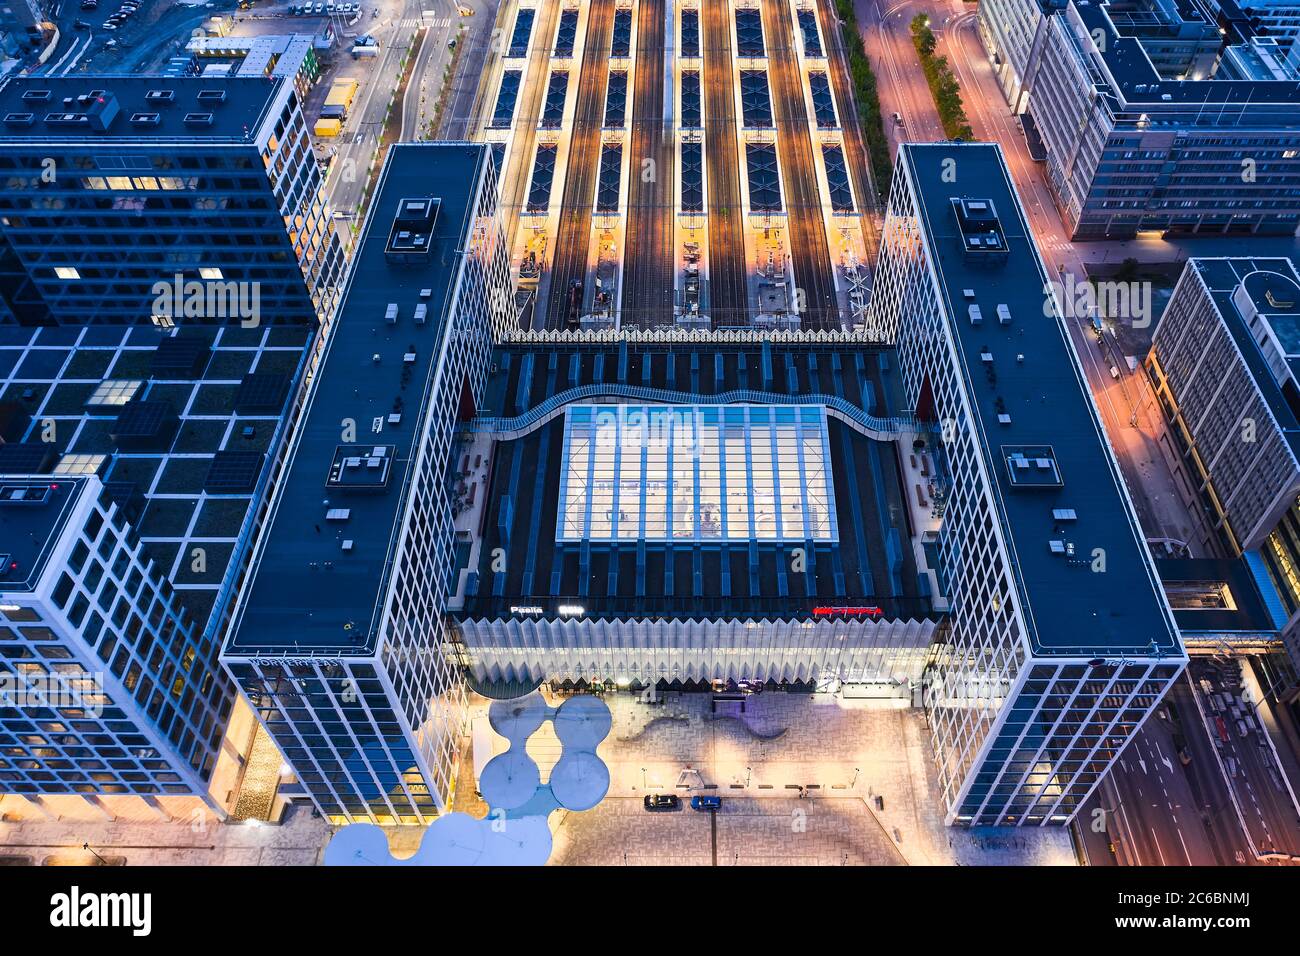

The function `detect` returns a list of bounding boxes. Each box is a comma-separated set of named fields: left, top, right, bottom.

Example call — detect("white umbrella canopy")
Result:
left=479, top=748, right=542, bottom=810
left=323, top=823, right=395, bottom=866
left=552, top=694, right=613, bottom=750
left=418, top=811, right=488, bottom=866
left=548, top=750, right=610, bottom=811
left=487, top=692, right=548, bottom=744
left=477, top=814, right=553, bottom=866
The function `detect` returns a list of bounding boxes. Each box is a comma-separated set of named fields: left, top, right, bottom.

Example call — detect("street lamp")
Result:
left=82, top=842, right=108, bottom=865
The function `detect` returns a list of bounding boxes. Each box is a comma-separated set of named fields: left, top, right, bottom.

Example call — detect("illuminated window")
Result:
left=54, top=267, right=80, bottom=280
left=87, top=379, right=142, bottom=407
left=558, top=404, right=838, bottom=543
left=199, top=267, right=224, bottom=280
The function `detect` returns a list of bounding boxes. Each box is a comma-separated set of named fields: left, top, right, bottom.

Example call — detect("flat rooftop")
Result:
left=1190, top=257, right=1300, bottom=463
left=454, top=344, right=932, bottom=622
left=0, top=476, right=88, bottom=595
left=0, top=75, right=286, bottom=143
left=899, top=142, right=1181, bottom=657
left=1156, top=557, right=1276, bottom=636
left=0, top=323, right=311, bottom=626
left=1070, top=0, right=1300, bottom=108
left=227, top=143, right=491, bottom=656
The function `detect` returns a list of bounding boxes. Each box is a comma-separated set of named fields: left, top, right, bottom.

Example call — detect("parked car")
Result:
left=690, top=795, right=722, bottom=812
left=643, top=794, right=680, bottom=812
left=80, top=0, right=98, bottom=9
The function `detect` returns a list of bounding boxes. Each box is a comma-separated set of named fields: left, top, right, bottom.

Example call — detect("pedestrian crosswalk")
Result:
left=398, top=15, right=451, bottom=29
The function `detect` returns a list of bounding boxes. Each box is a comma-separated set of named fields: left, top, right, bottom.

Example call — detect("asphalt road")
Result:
left=325, top=0, right=430, bottom=217
left=863, top=0, right=1300, bottom=866
left=1187, top=659, right=1300, bottom=859
left=1079, top=673, right=1256, bottom=866
left=440, top=0, right=498, bottom=137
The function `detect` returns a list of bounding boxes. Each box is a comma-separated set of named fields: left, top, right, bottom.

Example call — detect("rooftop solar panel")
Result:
left=151, top=334, right=211, bottom=378
left=0, top=441, right=55, bottom=474
left=234, top=371, right=290, bottom=414
left=204, top=450, right=265, bottom=493
left=111, top=399, right=176, bottom=449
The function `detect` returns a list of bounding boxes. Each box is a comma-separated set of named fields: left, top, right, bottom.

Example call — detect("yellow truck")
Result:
left=313, top=117, right=342, bottom=138
left=324, top=78, right=358, bottom=112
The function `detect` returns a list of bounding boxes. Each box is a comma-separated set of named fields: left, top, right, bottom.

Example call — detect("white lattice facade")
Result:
left=456, top=617, right=936, bottom=688
left=872, top=151, right=1185, bottom=825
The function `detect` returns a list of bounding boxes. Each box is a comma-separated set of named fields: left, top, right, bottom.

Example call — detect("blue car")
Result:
left=690, top=795, right=722, bottom=812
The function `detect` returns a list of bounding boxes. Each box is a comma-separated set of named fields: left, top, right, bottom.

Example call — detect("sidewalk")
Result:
left=464, top=689, right=1077, bottom=866
left=0, top=798, right=329, bottom=866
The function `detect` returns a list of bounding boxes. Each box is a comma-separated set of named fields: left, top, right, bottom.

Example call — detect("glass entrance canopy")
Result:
left=557, top=404, right=838, bottom=543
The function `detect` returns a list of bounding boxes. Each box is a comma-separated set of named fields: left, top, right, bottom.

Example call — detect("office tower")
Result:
left=0, top=475, right=237, bottom=803
left=221, top=143, right=513, bottom=825
left=1146, top=255, right=1300, bottom=674
left=0, top=74, right=344, bottom=326
left=871, top=142, right=1186, bottom=824
left=978, top=0, right=1300, bottom=239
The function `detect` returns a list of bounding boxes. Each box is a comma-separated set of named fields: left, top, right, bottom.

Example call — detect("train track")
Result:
left=762, top=0, right=840, bottom=330
left=544, top=0, right=616, bottom=329
left=620, top=0, right=676, bottom=329
left=702, top=0, right=750, bottom=328
left=817, top=0, right=881, bottom=253
left=498, top=0, right=563, bottom=271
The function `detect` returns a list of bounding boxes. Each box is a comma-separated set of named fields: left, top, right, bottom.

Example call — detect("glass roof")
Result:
left=558, top=404, right=838, bottom=543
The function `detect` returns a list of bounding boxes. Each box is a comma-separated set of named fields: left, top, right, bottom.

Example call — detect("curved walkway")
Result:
left=471, top=384, right=916, bottom=441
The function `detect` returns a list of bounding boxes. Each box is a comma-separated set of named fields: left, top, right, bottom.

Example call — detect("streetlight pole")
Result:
left=82, top=842, right=108, bottom=865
